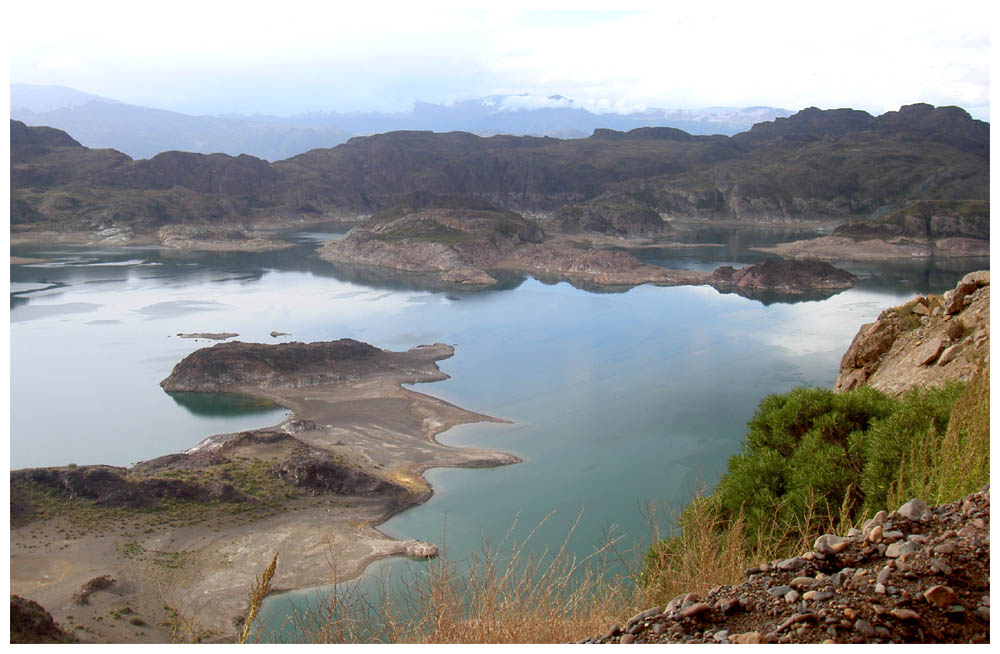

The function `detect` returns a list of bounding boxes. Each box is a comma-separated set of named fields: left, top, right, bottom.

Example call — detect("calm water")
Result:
left=8, top=231, right=987, bottom=640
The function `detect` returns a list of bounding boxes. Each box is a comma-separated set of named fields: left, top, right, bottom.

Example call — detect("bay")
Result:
left=8, top=234, right=987, bottom=640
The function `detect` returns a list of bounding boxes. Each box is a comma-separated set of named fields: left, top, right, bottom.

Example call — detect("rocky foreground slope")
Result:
left=586, top=490, right=989, bottom=644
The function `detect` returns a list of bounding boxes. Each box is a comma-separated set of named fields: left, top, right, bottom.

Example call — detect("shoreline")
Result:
left=10, top=342, right=519, bottom=643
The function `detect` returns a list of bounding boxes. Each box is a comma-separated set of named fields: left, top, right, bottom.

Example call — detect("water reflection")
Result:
left=167, top=392, right=282, bottom=417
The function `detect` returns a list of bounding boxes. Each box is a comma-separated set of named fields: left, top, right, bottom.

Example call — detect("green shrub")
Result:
left=857, top=383, right=963, bottom=513
left=651, top=379, right=971, bottom=577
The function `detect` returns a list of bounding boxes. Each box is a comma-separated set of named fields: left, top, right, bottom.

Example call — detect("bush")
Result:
left=649, top=379, right=970, bottom=581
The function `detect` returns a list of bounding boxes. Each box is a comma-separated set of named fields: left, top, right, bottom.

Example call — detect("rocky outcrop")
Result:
left=585, top=489, right=990, bottom=644
left=160, top=339, right=385, bottom=392
left=552, top=194, right=667, bottom=237
left=10, top=465, right=248, bottom=509
left=710, top=259, right=858, bottom=294
left=835, top=271, right=989, bottom=393
left=753, top=201, right=990, bottom=261
left=271, top=447, right=408, bottom=497
left=10, top=595, right=79, bottom=644
left=317, top=198, right=543, bottom=285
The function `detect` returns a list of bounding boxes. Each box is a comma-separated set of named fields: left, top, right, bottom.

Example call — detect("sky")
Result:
left=6, top=0, right=993, bottom=120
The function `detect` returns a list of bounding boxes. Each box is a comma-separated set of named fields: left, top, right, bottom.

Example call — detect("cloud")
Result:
left=496, top=94, right=576, bottom=111
left=8, top=2, right=991, bottom=117
left=37, top=55, right=86, bottom=73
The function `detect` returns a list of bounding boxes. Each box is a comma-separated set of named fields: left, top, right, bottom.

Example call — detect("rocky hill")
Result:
left=317, top=198, right=862, bottom=294
left=10, top=103, right=989, bottom=241
left=586, top=490, right=989, bottom=644
left=836, top=271, right=989, bottom=394
left=752, top=200, right=989, bottom=260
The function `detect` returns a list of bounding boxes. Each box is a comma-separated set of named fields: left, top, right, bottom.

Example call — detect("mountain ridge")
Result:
left=10, top=103, right=989, bottom=242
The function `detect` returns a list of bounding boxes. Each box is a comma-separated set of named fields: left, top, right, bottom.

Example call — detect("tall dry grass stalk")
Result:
left=239, top=553, right=278, bottom=644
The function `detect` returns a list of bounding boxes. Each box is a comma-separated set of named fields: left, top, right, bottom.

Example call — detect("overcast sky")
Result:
left=7, top=1, right=992, bottom=119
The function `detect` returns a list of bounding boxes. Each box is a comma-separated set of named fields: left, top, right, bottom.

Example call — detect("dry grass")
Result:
left=889, top=359, right=990, bottom=507
left=641, top=488, right=859, bottom=606
left=253, top=495, right=865, bottom=644
left=239, top=553, right=278, bottom=644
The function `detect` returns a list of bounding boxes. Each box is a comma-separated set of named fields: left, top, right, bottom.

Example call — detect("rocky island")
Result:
left=10, top=339, right=518, bottom=642
left=318, top=196, right=860, bottom=296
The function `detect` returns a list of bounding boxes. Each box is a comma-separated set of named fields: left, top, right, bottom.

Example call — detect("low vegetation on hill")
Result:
left=10, top=103, right=990, bottom=236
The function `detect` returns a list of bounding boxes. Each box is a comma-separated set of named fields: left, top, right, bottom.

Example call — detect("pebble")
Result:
left=854, top=619, right=875, bottom=637
left=930, top=558, right=954, bottom=575
left=933, top=541, right=956, bottom=554
left=619, top=633, right=635, bottom=644
left=885, top=541, right=917, bottom=558
left=785, top=590, right=801, bottom=603
left=627, top=606, right=661, bottom=627
left=680, top=602, right=711, bottom=619
left=713, top=630, right=730, bottom=642
left=923, top=585, right=957, bottom=608
left=791, top=576, right=816, bottom=588
left=803, top=591, right=834, bottom=602
left=867, top=525, right=884, bottom=543
left=777, top=556, right=806, bottom=572
left=890, top=608, right=920, bottom=620
left=651, top=623, right=666, bottom=635
left=814, top=534, right=851, bottom=555
left=767, top=585, right=793, bottom=597
left=715, top=597, right=740, bottom=614
left=897, top=498, right=932, bottom=521
left=729, top=632, right=764, bottom=644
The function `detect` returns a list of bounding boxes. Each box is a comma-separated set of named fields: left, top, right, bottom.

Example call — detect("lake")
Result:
left=8, top=229, right=987, bottom=640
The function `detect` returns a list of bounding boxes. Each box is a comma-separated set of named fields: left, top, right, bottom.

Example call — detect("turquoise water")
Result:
left=9, top=236, right=987, bottom=640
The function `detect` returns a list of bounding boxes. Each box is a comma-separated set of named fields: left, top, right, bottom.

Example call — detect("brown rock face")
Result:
left=160, top=339, right=381, bottom=392
left=271, top=448, right=407, bottom=497
left=10, top=465, right=248, bottom=509
left=710, top=259, right=859, bottom=293
left=835, top=271, right=989, bottom=394
left=10, top=595, right=78, bottom=644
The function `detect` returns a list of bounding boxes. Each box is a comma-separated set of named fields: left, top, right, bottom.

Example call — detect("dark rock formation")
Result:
left=10, top=595, right=79, bottom=644
left=833, top=201, right=989, bottom=242
left=553, top=193, right=666, bottom=237
left=160, top=339, right=381, bottom=392
left=72, top=575, right=115, bottom=605
left=710, top=259, right=859, bottom=294
left=271, top=447, right=407, bottom=497
left=10, top=465, right=248, bottom=509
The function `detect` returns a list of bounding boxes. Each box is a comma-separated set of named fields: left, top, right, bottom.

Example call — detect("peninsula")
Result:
left=10, top=340, right=518, bottom=642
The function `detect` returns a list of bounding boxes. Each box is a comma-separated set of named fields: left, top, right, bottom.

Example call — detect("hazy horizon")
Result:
left=8, top=2, right=991, bottom=122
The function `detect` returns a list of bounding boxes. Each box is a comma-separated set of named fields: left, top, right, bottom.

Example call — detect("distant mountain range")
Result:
left=11, top=103, right=989, bottom=238
left=11, top=84, right=792, bottom=161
